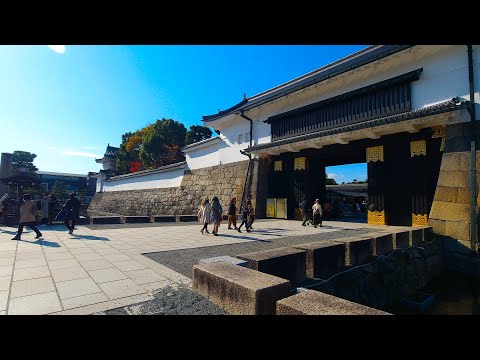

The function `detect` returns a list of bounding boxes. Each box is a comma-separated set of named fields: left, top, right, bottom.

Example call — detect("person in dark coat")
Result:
left=299, top=198, right=310, bottom=226
left=237, top=201, right=251, bottom=233
left=63, top=192, right=81, bottom=235
left=210, top=196, right=223, bottom=236
left=227, top=197, right=237, bottom=230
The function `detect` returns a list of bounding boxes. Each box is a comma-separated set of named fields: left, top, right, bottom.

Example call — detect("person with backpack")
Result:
left=64, top=192, right=81, bottom=235
left=11, top=194, right=43, bottom=240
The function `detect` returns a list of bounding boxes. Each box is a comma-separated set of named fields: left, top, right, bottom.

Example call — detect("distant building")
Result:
left=37, top=171, right=91, bottom=201
left=95, top=144, right=118, bottom=171
left=92, top=144, right=119, bottom=192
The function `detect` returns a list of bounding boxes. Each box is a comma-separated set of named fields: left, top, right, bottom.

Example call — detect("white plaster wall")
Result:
left=96, top=174, right=106, bottom=193
left=103, top=168, right=184, bottom=192
left=185, top=140, right=221, bottom=170
left=217, top=118, right=251, bottom=164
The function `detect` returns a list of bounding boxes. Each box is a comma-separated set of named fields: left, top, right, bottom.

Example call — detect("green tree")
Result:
left=139, top=118, right=186, bottom=169
left=12, top=151, right=38, bottom=175
left=185, top=125, right=212, bottom=145
left=52, top=181, right=67, bottom=203
left=325, top=173, right=337, bottom=185
left=116, top=132, right=134, bottom=174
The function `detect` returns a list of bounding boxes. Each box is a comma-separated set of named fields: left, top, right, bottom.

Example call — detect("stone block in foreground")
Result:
left=276, top=289, right=391, bottom=315
left=192, top=262, right=291, bottom=315
left=237, top=247, right=307, bottom=285
left=293, top=241, right=345, bottom=279
left=332, top=236, right=373, bottom=267
left=199, top=255, right=248, bottom=267
left=391, top=230, right=410, bottom=249
left=361, top=232, right=394, bottom=256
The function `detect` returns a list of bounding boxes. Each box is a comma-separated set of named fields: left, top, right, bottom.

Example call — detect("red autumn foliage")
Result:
left=129, top=161, right=142, bottom=173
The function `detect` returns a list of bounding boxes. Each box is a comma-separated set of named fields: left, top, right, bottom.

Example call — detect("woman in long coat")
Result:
left=197, top=198, right=211, bottom=234
left=211, top=196, right=223, bottom=236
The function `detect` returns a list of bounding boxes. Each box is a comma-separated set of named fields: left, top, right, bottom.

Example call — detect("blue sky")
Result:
left=0, top=45, right=368, bottom=181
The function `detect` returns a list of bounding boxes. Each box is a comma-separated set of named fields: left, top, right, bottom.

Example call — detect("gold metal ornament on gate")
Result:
left=412, top=213, right=428, bottom=226
left=410, top=140, right=426, bottom=157
left=294, top=157, right=306, bottom=171
left=366, top=146, right=384, bottom=163
left=368, top=210, right=385, bottom=225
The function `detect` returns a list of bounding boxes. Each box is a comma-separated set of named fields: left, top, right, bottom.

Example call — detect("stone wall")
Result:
left=429, top=122, right=480, bottom=251
left=88, top=160, right=250, bottom=217
left=312, top=239, right=442, bottom=312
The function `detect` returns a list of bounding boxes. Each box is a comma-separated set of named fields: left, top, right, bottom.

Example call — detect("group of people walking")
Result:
left=299, top=198, right=324, bottom=228
left=1, top=192, right=82, bottom=240
left=198, top=195, right=255, bottom=236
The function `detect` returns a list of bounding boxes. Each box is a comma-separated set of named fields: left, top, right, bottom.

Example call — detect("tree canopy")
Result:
left=325, top=173, right=337, bottom=185
left=12, top=151, right=38, bottom=175
left=139, top=118, right=186, bottom=169
left=185, top=125, right=212, bottom=145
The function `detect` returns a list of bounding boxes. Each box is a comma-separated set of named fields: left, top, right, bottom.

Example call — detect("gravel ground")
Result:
left=96, top=284, right=227, bottom=315
left=144, top=225, right=372, bottom=278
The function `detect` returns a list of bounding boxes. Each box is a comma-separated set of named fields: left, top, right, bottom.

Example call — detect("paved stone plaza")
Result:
left=0, top=219, right=382, bottom=315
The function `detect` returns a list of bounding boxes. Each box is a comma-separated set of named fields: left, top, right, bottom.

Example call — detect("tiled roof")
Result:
left=202, top=45, right=414, bottom=122
left=244, top=99, right=467, bottom=153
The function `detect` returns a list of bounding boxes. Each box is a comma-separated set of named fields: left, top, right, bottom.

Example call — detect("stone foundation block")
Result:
left=364, top=233, right=394, bottom=256
left=192, top=262, right=291, bottom=315
left=199, top=256, right=248, bottom=267
left=276, top=289, right=391, bottom=315
left=428, top=219, right=446, bottom=235
left=410, top=228, right=424, bottom=246
left=293, top=241, right=345, bottom=280
left=333, top=236, right=373, bottom=267
left=237, top=247, right=307, bottom=285
left=392, top=230, right=410, bottom=249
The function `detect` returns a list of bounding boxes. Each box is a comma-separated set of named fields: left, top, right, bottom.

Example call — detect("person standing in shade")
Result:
left=64, top=192, right=81, bottom=235
left=312, top=198, right=323, bottom=228
left=197, top=197, right=211, bottom=235
left=227, top=197, right=237, bottom=230
left=299, top=198, right=309, bottom=226
left=211, top=196, right=223, bottom=236
left=11, top=194, right=43, bottom=240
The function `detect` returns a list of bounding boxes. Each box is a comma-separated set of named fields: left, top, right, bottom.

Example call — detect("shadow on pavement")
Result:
left=216, top=233, right=272, bottom=243
left=16, top=239, right=61, bottom=248
left=71, top=234, right=110, bottom=241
